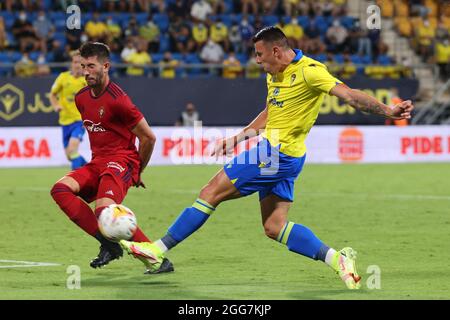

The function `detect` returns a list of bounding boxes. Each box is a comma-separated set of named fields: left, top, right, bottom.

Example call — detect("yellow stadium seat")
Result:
left=377, top=0, right=394, bottom=18
left=395, top=17, right=412, bottom=37
left=395, top=0, right=409, bottom=17
left=425, top=0, right=438, bottom=17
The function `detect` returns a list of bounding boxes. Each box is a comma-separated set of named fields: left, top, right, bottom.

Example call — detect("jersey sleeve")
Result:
left=115, top=95, right=144, bottom=130
left=50, top=73, right=63, bottom=95
left=302, top=64, right=343, bottom=94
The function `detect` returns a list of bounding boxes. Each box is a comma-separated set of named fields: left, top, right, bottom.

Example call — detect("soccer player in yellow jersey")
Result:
left=121, top=27, right=414, bottom=289
left=49, top=51, right=87, bottom=169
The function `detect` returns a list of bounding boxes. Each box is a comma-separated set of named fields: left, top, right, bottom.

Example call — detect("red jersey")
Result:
left=74, top=81, right=143, bottom=161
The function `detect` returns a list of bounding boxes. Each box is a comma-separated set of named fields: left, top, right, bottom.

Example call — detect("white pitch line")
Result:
left=0, top=260, right=61, bottom=269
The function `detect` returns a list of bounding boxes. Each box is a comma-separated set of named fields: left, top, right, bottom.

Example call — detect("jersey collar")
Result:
left=291, top=49, right=303, bottom=63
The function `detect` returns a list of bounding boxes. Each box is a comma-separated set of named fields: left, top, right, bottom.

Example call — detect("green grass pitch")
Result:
left=0, top=163, right=449, bottom=299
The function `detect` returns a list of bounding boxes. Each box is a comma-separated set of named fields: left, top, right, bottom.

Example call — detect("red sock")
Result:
left=131, top=228, right=152, bottom=242
left=51, top=183, right=99, bottom=236
left=95, top=206, right=152, bottom=243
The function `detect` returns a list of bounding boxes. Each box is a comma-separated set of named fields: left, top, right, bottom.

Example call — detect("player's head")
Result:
left=252, top=26, right=292, bottom=75
left=69, top=50, right=83, bottom=77
left=79, top=42, right=111, bottom=88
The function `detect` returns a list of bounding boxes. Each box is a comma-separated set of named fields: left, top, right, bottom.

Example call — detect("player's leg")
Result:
left=260, top=194, right=361, bottom=289
left=65, top=121, right=86, bottom=170
left=120, top=168, right=242, bottom=273
left=50, top=173, right=99, bottom=237
left=94, top=173, right=153, bottom=243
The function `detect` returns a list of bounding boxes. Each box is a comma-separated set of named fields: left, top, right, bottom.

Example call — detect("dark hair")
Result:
left=79, top=42, right=110, bottom=62
left=252, top=26, right=289, bottom=48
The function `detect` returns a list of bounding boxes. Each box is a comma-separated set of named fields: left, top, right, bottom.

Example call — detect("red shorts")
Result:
left=68, top=156, right=140, bottom=204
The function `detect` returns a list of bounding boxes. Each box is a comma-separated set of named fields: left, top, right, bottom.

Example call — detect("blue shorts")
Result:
left=62, top=121, right=85, bottom=148
left=223, top=139, right=306, bottom=202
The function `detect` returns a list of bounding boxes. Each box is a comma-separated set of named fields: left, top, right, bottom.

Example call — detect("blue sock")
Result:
left=70, top=154, right=86, bottom=170
left=277, top=221, right=329, bottom=261
left=164, top=198, right=216, bottom=247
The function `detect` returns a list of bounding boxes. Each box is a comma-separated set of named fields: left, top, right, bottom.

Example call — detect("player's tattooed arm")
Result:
left=330, top=83, right=414, bottom=120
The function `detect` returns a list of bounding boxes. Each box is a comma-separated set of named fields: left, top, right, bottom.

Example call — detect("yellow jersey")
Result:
left=50, top=71, right=87, bottom=126
left=263, top=49, right=342, bottom=157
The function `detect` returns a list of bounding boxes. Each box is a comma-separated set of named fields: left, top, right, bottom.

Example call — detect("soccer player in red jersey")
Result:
left=50, top=42, right=173, bottom=273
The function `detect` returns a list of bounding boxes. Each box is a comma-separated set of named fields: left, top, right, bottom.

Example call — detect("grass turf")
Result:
left=0, top=163, right=449, bottom=299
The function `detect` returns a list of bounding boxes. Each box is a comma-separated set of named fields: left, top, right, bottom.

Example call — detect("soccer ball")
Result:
left=98, top=204, right=137, bottom=242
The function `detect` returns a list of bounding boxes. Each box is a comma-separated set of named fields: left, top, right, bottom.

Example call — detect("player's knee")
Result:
left=263, top=222, right=284, bottom=240
left=198, top=184, right=220, bottom=206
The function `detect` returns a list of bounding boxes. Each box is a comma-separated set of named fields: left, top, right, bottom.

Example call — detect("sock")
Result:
left=277, top=221, right=330, bottom=261
left=69, top=153, right=87, bottom=170
left=324, top=248, right=339, bottom=271
left=155, top=239, right=169, bottom=253
left=95, top=206, right=151, bottom=243
left=164, top=198, right=215, bottom=248
left=51, top=183, right=98, bottom=236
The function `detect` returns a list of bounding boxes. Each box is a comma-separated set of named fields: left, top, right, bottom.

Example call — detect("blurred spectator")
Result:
left=229, top=23, right=243, bottom=53
left=209, top=0, right=227, bottom=15
left=192, top=22, right=209, bottom=52
left=241, top=0, right=258, bottom=15
left=159, top=51, right=180, bottom=79
left=169, top=17, right=194, bottom=54
left=121, top=39, right=137, bottom=62
left=210, top=18, right=230, bottom=52
left=200, top=39, right=225, bottom=64
left=148, top=0, right=166, bottom=13
left=168, top=0, right=190, bottom=20
left=222, top=51, right=243, bottom=78
left=12, top=11, right=39, bottom=52
left=14, top=52, right=37, bottom=77
left=33, top=11, right=54, bottom=53
left=245, top=52, right=263, bottom=78
left=239, top=16, right=255, bottom=54
left=0, top=17, right=7, bottom=50
left=410, top=0, right=429, bottom=18
left=191, top=0, right=213, bottom=23
left=104, top=16, right=122, bottom=53
left=125, top=41, right=152, bottom=76
left=415, top=18, right=436, bottom=62
left=200, top=39, right=225, bottom=75
left=435, top=38, right=450, bottom=81
left=124, top=16, right=140, bottom=42
left=260, top=0, right=279, bottom=14
left=283, top=18, right=304, bottom=49
left=35, top=53, right=51, bottom=76
left=176, top=102, right=201, bottom=126
left=326, top=19, right=348, bottom=53
left=85, top=12, right=107, bottom=42
left=283, top=0, right=300, bottom=16
left=139, top=15, right=161, bottom=53
left=66, top=26, right=83, bottom=51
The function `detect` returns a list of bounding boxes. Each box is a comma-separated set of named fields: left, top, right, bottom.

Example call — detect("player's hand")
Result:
left=388, top=100, right=414, bottom=120
left=135, top=177, right=146, bottom=188
left=211, top=136, right=236, bottom=159
left=53, top=105, right=63, bottom=112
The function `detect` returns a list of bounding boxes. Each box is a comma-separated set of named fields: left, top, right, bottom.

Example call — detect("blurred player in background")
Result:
left=120, top=27, right=413, bottom=288
left=50, top=42, right=173, bottom=273
left=49, top=50, right=87, bottom=170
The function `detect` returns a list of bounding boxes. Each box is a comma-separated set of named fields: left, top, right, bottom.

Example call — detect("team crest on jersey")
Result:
left=273, top=87, right=280, bottom=96
left=290, top=74, right=296, bottom=85
left=99, top=106, right=105, bottom=118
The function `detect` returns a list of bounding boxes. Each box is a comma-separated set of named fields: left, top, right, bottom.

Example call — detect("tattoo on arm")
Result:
left=347, top=90, right=389, bottom=116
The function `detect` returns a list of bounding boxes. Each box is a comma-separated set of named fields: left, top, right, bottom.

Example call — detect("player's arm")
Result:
left=49, top=75, right=63, bottom=112
left=211, top=106, right=268, bottom=157
left=131, top=117, right=156, bottom=187
left=330, top=84, right=413, bottom=119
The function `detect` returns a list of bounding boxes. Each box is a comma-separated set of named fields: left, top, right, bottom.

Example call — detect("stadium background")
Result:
left=0, top=0, right=449, bottom=301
